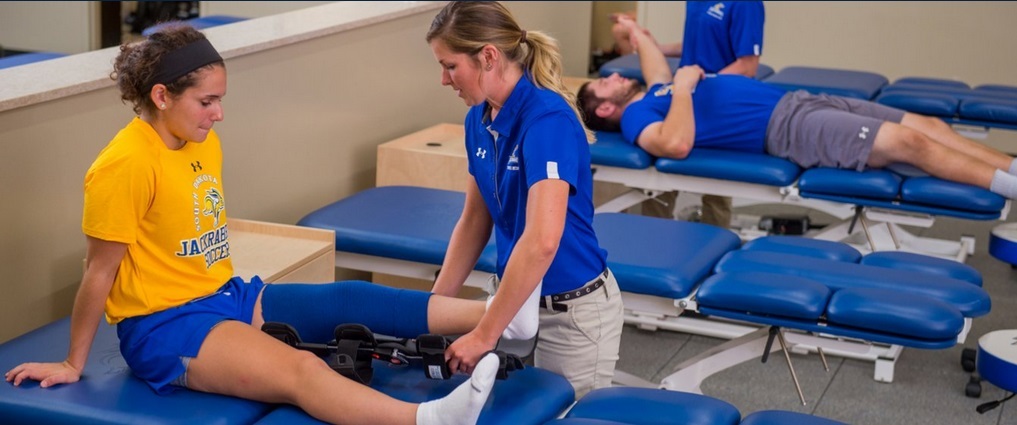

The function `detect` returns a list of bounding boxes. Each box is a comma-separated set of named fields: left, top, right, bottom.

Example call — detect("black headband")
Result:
left=150, top=38, right=223, bottom=87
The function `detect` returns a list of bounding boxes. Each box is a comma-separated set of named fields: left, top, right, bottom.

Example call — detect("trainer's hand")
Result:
left=673, top=65, right=705, bottom=91
left=445, top=331, right=497, bottom=375
left=5, top=361, right=81, bottom=388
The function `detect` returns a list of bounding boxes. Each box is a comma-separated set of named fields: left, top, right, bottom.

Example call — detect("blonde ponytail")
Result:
left=427, top=1, right=595, bottom=143
left=522, top=31, right=596, bottom=143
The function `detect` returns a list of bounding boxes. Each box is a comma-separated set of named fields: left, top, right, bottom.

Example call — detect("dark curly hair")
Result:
left=576, top=81, right=620, bottom=133
left=110, top=23, right=224, bottom=115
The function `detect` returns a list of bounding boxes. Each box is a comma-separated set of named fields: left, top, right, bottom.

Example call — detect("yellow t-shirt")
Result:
left=83, top=117, right=234, bottom=324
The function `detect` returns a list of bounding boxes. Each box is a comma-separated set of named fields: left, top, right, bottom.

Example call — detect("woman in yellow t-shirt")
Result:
left=6, top=24, right=501, bottom=425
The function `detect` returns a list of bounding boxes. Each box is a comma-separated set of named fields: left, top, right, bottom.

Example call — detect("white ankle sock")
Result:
left=416, top=353, right=499, bottom=425
left=990, top=169, right=1017, bottom=199
left=487, top=282, right=540, bottom=340
left=1008, top=158, right=1017, bottom=176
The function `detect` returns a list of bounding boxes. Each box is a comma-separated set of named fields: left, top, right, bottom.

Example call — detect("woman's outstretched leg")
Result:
left=187, top=320, right=499, bottom=425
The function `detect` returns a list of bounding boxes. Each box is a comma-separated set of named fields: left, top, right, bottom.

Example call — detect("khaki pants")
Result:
left=534, top=269, right=624, bottom=398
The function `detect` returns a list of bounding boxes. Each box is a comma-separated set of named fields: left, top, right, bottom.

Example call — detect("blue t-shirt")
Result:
left=464, top=74, right=607, bottom=295
left=679, top=1, right=765, bottom=73
left=620, top=74, right=786, bottom=153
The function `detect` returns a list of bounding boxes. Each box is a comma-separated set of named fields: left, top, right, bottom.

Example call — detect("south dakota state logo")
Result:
left=176, top=174, right=230, bottom=268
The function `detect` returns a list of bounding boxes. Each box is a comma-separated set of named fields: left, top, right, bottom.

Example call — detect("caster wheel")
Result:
left=961, top=348, right=977, bottom=372
left=965, top=375, right=982, bottom=398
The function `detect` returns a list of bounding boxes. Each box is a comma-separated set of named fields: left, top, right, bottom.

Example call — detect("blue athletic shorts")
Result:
left=116, top=276, right=265, bottom=394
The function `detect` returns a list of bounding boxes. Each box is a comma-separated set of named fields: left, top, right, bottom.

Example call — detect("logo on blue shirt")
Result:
left=708, top=3, right=725, bottom=20
left=476, top=147, right=487, bottom=159
left=507, top=145, right=519, bottom=171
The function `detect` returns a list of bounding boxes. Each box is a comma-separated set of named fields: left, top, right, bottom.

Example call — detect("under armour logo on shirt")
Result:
left=191, top=161, right=203, bottom=172
left=858, top=126, right=870, bottom=139
left=476, top=148, right=487, bottom=159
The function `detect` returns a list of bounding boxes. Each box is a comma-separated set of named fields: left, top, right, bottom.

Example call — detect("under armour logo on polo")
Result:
left=858, top=126, right=870, bottom=139
left=476, top=148, right=487, bottom=159
left=191, top=161, right=203, bottom=172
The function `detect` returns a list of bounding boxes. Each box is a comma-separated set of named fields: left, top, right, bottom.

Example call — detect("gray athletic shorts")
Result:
left=765, top=90, right=906, bottom=171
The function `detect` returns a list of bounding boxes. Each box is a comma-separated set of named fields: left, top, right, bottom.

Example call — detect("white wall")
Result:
left=201, top=1, right=332, bottom=18
left=636, top=1, right=1017, bottom=87
left=0, top=1, right=95, bottom=53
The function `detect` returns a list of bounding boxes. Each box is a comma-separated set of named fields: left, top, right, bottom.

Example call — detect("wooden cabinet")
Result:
left=229, top=218, right=335, bottom=284
left=377, top=123, right=469, bottom=192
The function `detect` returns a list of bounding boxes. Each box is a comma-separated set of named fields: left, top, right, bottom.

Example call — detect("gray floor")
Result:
left=612, top=200, right=1017, bottom=425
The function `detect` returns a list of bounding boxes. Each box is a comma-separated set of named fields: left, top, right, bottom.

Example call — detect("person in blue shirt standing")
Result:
left=679, top=1, right=765, bottom=77
left=609, top=1, right=764, bottom=76
left=611, top=2, right=765, bottom=227
left=577, top=20, right=1017, bottom=201
left=426, top=1, right=624, bottom=398
left=678, top=1, right=764, bottom=227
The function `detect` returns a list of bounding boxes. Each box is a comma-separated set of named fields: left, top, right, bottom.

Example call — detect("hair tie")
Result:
left=520, top=30, right=528, bottom=43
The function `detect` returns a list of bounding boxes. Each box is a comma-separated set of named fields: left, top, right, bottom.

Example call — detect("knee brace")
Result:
left=261, top=280, right=431, bottom=343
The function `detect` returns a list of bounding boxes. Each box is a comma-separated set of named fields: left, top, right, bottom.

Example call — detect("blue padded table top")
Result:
left=254, top=360, right=574, bottom=425
left=2, top=316, right=573, bottom=425
left=594, top=213, right=740, bottom=299
left=299, top=186, right=743, bottom=299
left=590, top=131, right=655, bottom=169
left=0, top=317, right=272, bottom=425
left=655, top=148, right=801, bottom=187
left=598, top=53, right=775, bottom=84
left=764, top=66, right=888, bottom=100
left=798, top=167, right=1005, bottom=219
left=715, top=250, right=991, bottom=318
left=297, top=186, right=498, bottom=272
left=876, top=77, right=1017, bottom=128
left=564, top=387, right=741, bottom=425
left=0, top=52, right=67, bottom=70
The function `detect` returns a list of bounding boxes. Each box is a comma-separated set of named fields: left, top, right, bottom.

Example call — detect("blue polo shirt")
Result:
left=464, top=74, right=607, bottom=295
left=620, top=74, right=785, bottom=153
left=679, top=1, right=765, bottom=73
